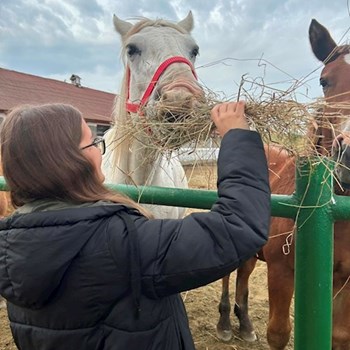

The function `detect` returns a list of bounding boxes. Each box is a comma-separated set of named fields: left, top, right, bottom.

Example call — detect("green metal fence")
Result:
left=1, top=156, right=350, bottom=349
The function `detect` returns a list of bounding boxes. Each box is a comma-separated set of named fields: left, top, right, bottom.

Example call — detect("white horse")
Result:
left=102, top=12, right=205, bottom=219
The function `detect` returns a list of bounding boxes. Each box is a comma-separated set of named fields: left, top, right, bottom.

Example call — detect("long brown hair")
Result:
left=0, top=103, right=151, bottom=217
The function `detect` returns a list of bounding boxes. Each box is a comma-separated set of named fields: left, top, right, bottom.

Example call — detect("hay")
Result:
left=244, top=98, right=316, bottom=154
left=141, top=100, right=216, bottom=151
left=118, top=80, right=350, bottom=159
left=130, top=88, right=220, bottom=152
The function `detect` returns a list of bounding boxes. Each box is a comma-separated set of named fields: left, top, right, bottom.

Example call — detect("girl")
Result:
left=0, top=101, right=270, bottom=350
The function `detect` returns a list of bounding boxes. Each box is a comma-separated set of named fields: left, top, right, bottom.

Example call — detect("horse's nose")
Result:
left=160, top=78, right=203, bottom=96
left=162, top=89, right=193, bottom=103
left=160, top=79, right=204, bottom=108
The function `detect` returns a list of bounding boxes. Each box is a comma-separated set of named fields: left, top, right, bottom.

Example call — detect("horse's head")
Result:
left=309, top=19, right=350, bottom=188
left=114, top=11, right=205, bottom=122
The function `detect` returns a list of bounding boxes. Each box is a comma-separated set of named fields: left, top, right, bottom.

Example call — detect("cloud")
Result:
left=0, top=0, right=120, bottom=79
left=1, top=0, right=349, bottom=102
left=189, top=0, right=350, bottom=100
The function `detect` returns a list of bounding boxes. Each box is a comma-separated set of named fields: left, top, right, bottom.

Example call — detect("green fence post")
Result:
left=294, top=157, right=334, bottom=350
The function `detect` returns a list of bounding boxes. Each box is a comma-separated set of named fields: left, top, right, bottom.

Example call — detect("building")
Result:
left=0, top=68, right=115, bottom=136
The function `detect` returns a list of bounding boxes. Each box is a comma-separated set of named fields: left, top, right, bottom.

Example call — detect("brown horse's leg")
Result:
left=266, top=264, right=294, bottom=350
left=332, top=284, right=350, bottom=350
left=234, top=257, right=258, bottom=342
left=216, top=274, right=233, bottom=342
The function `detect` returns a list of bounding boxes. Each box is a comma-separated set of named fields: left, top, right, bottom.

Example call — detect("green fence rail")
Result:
left=1, top=156, right=350, bottom=349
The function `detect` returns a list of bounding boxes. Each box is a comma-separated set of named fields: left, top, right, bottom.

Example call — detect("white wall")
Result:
left=177, top=148, right=219, bottom=165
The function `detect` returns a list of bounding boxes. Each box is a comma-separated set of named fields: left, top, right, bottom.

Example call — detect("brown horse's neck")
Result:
left=264, top=145, right=295, bottom=195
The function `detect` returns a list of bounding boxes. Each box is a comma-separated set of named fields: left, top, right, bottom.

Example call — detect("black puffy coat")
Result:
left=0, top=129, right=270, bottom=350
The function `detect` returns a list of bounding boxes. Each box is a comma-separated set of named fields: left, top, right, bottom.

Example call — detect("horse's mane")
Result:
left=104, top=74, right=129, bottom=180
left=325, top=45, right=350, bottom=64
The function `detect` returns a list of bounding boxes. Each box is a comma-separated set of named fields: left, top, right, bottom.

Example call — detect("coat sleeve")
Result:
left=132, top=129, right=270, bottom=298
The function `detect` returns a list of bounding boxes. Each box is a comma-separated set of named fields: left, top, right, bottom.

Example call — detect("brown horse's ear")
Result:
left=309, top=19, right=337, bottom=63
left=177, top=11, right=194, bottom=32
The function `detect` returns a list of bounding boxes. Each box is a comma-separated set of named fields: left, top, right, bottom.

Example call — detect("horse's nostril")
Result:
left=154, top=89, right=162, bottom=101
left=332, top=136, right=344, bottom=151
left=165, top=112, right=177, bottom=122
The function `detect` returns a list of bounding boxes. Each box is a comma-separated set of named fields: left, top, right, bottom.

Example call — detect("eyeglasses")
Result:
left=80, top=137, right=106, bottom=155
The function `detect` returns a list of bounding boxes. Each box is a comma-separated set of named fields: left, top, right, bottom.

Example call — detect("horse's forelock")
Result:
left=121, top=18, right=188, bottom=45
left=119, top=19, right=188, bottom=66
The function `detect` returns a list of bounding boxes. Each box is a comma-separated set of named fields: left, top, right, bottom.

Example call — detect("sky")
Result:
left=1, top=0, right=350, bottom=103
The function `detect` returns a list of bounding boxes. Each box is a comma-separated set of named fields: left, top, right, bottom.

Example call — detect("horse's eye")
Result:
left=320, top=77, right=329, bottom=89
left=190, top=46, right=199, bottom=59
left=126, top=44, right=141, bottom=57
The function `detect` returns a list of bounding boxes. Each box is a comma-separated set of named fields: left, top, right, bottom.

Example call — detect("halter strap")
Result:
left=126, top=56, right=197, bottom=114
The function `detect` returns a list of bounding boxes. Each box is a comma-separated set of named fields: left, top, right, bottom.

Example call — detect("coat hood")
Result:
left=0, top=204, right=124, bottom=309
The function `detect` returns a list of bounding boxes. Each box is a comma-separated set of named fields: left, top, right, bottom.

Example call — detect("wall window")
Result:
left=88, top=123, right=110, bottom=137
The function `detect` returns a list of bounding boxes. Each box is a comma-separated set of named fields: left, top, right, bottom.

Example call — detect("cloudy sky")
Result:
left=1, top=0, right=350, bottom=103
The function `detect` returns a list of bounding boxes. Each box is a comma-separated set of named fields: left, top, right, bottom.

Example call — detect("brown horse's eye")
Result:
left=320, top=77, right=329, bottom=89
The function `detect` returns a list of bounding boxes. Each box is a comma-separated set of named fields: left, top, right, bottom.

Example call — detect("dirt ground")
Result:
left=0, top=164, right=294, bottom=350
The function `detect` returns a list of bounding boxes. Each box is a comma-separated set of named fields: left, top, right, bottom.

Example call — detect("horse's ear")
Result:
left=309, top=18, right=337, bottom=63
left=113, top=14, right=133, bottom=37
left=177, top=11, right=194, bottom=32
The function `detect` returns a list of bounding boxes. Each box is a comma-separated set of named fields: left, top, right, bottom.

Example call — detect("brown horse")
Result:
left=216, top=19, right=350, bottom=350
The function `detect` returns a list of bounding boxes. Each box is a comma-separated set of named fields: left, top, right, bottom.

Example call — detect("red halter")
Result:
left=125, top=56, right=198, bottom=114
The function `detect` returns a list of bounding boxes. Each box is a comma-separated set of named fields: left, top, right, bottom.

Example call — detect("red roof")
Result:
left=0, top=68, right=116, bottom=125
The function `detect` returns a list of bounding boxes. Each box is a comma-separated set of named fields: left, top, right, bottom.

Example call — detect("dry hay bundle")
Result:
left=120, top=85, right=349, bottom=157
left=244, top=98, right=316, bottom=154
left=140, top=98, right=217, bottom=151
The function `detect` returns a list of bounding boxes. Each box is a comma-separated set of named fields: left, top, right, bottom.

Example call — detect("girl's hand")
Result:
left=211, top=101, right=249, bottom=137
